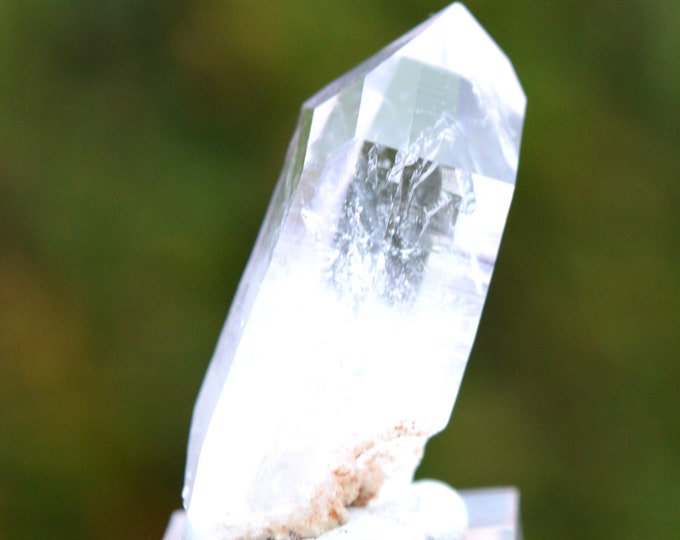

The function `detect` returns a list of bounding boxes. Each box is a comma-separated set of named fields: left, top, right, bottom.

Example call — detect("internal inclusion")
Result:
left=328, top=141, right=475, bottom=305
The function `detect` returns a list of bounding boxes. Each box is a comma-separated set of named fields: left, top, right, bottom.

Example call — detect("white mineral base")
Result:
left=163, top=482, right=520, bottom=540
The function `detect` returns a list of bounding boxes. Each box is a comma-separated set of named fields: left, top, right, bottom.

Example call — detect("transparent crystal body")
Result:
left=182, top=4, right=525, bottom=539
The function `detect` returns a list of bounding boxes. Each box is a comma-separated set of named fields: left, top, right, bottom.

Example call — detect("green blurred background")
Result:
left=0, top=1, right=678, bottom=538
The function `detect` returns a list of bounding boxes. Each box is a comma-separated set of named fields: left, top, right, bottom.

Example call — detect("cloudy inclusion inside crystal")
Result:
left=183, top=4, right=525, bottom=538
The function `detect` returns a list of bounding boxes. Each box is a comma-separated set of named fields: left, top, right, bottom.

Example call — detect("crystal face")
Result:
left=182, top=4, right=525, bottom=539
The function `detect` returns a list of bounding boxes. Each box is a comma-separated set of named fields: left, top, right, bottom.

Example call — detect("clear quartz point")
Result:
left=182, top=3, right=525, bottom=539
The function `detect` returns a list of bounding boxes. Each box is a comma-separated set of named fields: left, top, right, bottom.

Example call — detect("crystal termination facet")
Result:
left=181, top=3, right=525, bottom=539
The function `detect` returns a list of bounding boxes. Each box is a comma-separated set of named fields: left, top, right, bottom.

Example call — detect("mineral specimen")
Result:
left=181, top=3, right=525, bottom=539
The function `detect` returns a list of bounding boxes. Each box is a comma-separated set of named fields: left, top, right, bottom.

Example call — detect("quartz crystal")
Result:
left=182, top=3, right=525, bottom=539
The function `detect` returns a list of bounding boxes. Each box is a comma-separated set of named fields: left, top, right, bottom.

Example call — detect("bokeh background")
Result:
left=1, top=1, right=678, bottom=538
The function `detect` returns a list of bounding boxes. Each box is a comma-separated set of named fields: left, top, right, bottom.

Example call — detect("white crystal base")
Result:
left=163, top=482, right=520, bottom=540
